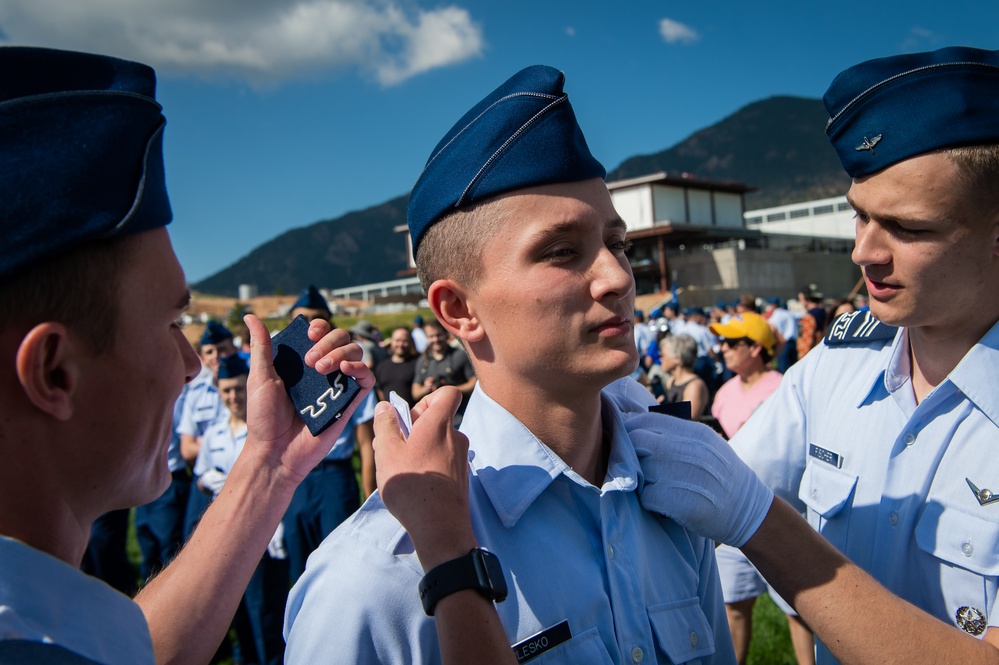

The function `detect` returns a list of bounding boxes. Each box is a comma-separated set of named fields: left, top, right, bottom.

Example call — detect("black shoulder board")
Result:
left=649, top=401, right=692, bottom=420
left=824, top=310, right=898, bottom=347
left=0, top=640, right=103, bottom=664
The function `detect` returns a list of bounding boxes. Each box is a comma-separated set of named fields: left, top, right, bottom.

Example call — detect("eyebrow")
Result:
left=845, top=194, right=947, bottom=227
left=527, top=216, right=629, bottom=243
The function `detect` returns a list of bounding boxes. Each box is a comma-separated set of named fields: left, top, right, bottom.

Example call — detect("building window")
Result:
left=812, top=204, right=834, bottom=215
left=789, top=208, right=810, bottom=219
left=766, top=212, right=786, bottom=221
left=837, top=201, right=854, bottom=212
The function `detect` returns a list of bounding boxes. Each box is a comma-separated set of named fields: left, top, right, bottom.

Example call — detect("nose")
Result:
left=851, top=217, right=891, bottom=269
left=179, top=333, right=202, bottom=383
left=591, top=246, right=635, bottom=302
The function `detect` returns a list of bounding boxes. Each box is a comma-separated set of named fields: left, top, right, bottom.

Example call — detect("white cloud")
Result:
left=658, top=17, right=699, bottom=45
left=565, top=26, right=576, bottom=37
left=0, top=0, right=484, bottom=86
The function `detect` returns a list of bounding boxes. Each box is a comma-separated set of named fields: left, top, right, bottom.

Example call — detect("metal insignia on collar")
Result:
left=956, top=606, right=987, bottom=636
left=966, top=478, right=999, bottom=506
left=854, top=134, right=882, bottom=154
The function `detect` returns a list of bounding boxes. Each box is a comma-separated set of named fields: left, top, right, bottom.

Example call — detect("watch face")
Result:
left=478, top=549, right=509, bottom=602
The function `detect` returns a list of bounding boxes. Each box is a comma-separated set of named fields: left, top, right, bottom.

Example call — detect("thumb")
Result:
left=373, top=401, right=406, bottom=447
left=244, top=314, right=275, bottom=382
left=412, top=386, right=462, bottom=436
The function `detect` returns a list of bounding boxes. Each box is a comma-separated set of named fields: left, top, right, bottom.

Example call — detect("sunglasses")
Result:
left=720, top=337, right=755, bottom=348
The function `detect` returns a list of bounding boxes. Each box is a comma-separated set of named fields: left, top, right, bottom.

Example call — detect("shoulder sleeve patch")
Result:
left=824, top=309, right=898, bottom=346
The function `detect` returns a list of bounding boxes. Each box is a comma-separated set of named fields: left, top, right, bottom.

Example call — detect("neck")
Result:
left=908, top=316, right=996, bottom=402
left=737, top=365, right=768, bottom=387
left=479, top=375, right=608, bottom=486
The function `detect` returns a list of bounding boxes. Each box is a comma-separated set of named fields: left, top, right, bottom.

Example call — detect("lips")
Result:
left=592, top=316, right=631, bottom=336
left=865, top=272, right=901, bottom=299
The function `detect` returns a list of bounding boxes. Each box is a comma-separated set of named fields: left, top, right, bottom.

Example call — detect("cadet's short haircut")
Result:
left=0, top=234, right=138, bottom=355
left=945, top=144, right=999, bottom=216
left=415, top=197, right=509, bottom=293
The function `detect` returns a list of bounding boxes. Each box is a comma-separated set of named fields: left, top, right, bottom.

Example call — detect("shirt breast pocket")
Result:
left=521, top=626, right=613, bottom=665
left=915, top=500, right=999, bottom=626
left=648, top=597, right=715, bottom=663
left=798, top=460, right=858, bottom=543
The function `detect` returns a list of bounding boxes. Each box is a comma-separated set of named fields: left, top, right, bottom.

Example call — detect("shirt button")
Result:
left=690, top=631, right=699, bottom=647
left=962, top=542, right=974, bottom=557
left=631, top=646, right=644, bottom=663
left=608, top=545, right=615, bottom=560
left=888, top=512, right=898, bottom=526
left=811, top=489, right=818, bottom=500
left=903, top=432, right=916, bottom=445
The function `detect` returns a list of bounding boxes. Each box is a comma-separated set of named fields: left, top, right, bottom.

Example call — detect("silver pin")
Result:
left=854, top=134, right=882, bottom=154
left=966, top=478, right=999, bottom=506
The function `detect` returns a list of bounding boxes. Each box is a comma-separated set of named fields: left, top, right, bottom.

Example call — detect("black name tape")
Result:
left=511, top=621, right=571, bottom=663
left=271, top=315, right=361, bottom=436
left=809, top=443, right=843, bottom=468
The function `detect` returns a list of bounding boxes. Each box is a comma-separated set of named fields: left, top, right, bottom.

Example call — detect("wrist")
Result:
left=410, top=525, right=478, bottom=572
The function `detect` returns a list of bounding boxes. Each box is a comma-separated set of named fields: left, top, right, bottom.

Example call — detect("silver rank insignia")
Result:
left=854, top=134, right=882, bottom=154
left=966, top=478, right=999, bottom=506
left=956, top=606, right=987, bottom=636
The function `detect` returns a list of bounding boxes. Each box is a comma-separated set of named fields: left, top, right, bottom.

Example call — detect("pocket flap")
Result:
left=916, top=501, right=999, bottom=576
left=798, top=460, right=858, bottom=518
left=648, top=597, right=715, bottom=662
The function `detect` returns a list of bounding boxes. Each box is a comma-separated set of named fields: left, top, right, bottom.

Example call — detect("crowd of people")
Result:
left=2, top=42, right=998, bottom=665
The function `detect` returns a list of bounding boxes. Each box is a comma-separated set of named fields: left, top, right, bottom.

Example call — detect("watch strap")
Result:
left=418, top=547, right=507, bottom=616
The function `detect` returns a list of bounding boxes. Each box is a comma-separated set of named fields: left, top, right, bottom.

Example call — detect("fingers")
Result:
left=307, top=319, right=332, bottom=340
left=410, top=385, right=462, bottom=426
left=303, top=328, right=360, bottom=373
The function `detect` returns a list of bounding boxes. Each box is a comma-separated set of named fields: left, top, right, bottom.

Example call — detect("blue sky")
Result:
left=2, top=1, right=997, bottom=284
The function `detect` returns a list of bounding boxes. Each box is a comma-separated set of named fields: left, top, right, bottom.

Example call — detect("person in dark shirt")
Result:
left=374, top=326, right=419, bottom=407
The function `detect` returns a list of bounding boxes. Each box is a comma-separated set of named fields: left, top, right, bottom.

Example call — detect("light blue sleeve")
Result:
left=283, top=500, right=442, bottom=664
left=730, top=346, right=825, bottom=513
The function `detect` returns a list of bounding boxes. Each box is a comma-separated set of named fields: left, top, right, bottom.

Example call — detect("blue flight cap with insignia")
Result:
left=407, top=64, right=606, bottom=258
left=200, top=321, right=233, bottom=346
left=216, top=354, right=249, bottom=380
left=0, top=46, right=172, bottom=280
left=292, top=284, right=330, bottom=314
left=825, top=46, right=999, bottom=178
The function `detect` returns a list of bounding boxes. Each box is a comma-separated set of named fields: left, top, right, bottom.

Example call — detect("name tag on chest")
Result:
left=511, top=620, right=571, bottom=663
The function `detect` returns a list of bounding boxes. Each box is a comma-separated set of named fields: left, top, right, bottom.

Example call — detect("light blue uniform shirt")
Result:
left=193, top=418, right=247, bottom=478
left=0, top=536, right=154, bottom=665
left=177, top=372, right=226, bottom=439
left=735, top=319, right=999, bottom=661
left=285, top=384, right=733, bottom=664
left=321, top=390, right=376, bottom=462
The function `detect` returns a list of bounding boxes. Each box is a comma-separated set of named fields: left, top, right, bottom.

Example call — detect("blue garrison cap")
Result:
left=292, top=285, right=331, bottom=314
left=0, top=47, right=172, bottom=280
left=825, top=46, right=999, bottom=178
left=407, top=64, right=605, bottom=258
left=217, top=354, right=249, bottom=380
left=200, top=321, right=233, bottom=346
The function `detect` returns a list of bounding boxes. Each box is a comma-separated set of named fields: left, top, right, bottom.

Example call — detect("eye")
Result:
left=544, top=244, right=578, bottom=261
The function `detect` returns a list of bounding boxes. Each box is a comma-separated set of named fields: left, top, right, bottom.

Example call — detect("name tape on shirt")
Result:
left=511, top=621, right=571, bottom=663
left=809, top=443, right=844, bottom=468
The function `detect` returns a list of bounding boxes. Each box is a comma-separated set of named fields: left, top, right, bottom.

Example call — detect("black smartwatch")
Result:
left=418, top=547, right=508, bottom=616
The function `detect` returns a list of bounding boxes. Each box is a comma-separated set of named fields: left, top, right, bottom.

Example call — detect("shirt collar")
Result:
left=854, top=327, right=905, bottom=407
left=949, top=319, right=999, bottom=428
left=461, top=385, right=641, bottom=529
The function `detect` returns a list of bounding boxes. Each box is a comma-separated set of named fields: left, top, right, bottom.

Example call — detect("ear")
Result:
left=427, top=279, right=485, bottom=343
left=14, top=322, right=80, bottom=421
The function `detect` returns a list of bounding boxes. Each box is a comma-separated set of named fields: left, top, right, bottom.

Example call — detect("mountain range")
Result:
left=193, top=95, right=851, bottom=297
